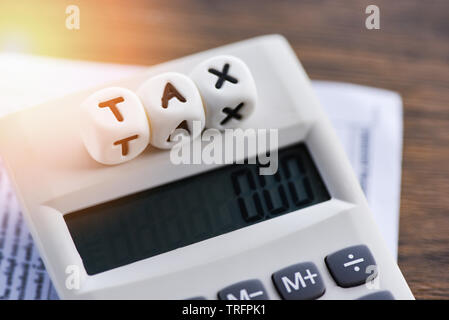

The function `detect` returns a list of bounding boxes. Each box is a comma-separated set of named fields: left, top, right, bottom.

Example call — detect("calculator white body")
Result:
left=0, top=35, right=414, bottom=299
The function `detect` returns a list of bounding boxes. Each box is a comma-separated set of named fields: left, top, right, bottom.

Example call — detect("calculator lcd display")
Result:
left=64, top=143, right=330, bottom=275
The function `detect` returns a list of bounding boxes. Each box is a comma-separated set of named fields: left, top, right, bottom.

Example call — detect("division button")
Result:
left=218, top=279, right=269, bottom=300
left=325, top=244, right=377, bottom=288
left=272, top=262, right=325, bottom=300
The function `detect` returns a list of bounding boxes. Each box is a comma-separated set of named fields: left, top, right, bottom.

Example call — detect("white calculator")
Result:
left=0, top=35, right=414, bottom=300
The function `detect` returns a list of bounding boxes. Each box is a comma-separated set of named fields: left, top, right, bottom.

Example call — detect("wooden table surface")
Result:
left=1, top=0, right=448, bottom=299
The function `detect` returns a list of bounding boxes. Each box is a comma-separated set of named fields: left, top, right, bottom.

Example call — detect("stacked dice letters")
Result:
left=80, top=55, right=257, bottom=165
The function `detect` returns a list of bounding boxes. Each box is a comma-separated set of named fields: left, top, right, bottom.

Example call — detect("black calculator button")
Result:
left=358, top=291, right=395, bottom=300
left=185, top=296, right=207, bottom=300
left=325, top=245, right=377, bottom=288
left=272, top=262, right=325, bottom=300
left=218, top=279, right=269, bottom=300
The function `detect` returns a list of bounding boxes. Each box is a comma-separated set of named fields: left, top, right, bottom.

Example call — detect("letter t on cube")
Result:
left=80, top=87, right=150, bottom=165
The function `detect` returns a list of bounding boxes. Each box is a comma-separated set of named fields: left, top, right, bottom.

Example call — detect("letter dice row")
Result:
left=80, top=55, right=257, bottom=165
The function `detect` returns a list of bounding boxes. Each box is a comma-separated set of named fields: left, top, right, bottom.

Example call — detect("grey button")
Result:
left=325, top=245, right=377, bottom=288
left=185, top=296, right=207, bottom=300
left=358, top=291, right=395, bottom=300
left=218, top=279, right=269, bottom=300
left=272, top=262, right=325, bottom=300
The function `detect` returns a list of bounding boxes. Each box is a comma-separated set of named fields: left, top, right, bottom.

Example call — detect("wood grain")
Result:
left=1, top=0, right=448, bottom=299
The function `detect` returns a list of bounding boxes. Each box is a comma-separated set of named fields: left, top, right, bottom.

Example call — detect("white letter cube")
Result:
left=137, top=72, right=205, bottom=149
left=190, top=55, right=257, bottom=130
left=80, top=87, right=150, bottom=165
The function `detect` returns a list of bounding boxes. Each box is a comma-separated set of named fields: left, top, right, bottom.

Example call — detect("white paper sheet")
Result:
left=313, top=81, right=403, bottom=261
left=0, top=53, right=403, bottom=299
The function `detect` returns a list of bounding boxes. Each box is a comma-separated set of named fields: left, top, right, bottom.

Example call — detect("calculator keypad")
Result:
left=189, top=244, right=383, bottom=300
left=272, top=262, right=325, bottom=300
